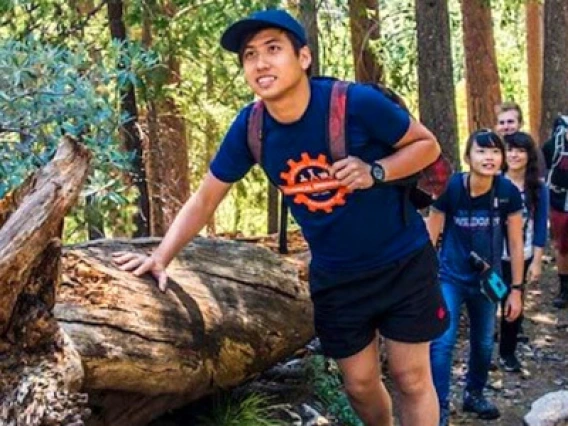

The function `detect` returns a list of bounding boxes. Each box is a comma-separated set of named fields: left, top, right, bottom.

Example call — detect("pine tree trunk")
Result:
left=348, top=0, right=383, bottom=83
left=141, top=1, right=191, bottom=237
left=539, top=0, right=568, bottom=144
left=267, top=185, right=280, bottom=235
left=299, top=0, right=320, bottom=76
left=205, top=61, right=218, bottom=235
left=526, top=0, right=544, bottom=142
left=107, top=0, right=151, bottom=237
left=461, top=0, right=502, bottom=132
left=415, top=0, right=460, bottom=170
left=107, top=0, right=150, bottom=237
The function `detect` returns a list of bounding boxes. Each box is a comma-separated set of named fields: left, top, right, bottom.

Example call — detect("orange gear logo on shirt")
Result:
left=279, top=152, right=349, bottom=213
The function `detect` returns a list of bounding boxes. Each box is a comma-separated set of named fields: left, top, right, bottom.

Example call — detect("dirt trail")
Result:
left=445, top=257, right=568, bottom=425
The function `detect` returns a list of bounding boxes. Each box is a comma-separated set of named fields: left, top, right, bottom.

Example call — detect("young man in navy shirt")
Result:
left=115, top=9, right=448, bottom=426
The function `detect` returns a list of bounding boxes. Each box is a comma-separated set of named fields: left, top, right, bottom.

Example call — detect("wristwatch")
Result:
left=370, top=162, right=386, bottom=184
left=510, top=283, right=524, bottom=291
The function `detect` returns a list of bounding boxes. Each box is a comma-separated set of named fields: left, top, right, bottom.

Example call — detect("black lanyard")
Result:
left=466, top=174, right=496, bottom=264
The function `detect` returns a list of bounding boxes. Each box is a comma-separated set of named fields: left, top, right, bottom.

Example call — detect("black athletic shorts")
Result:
left=309, top=243, right=449, bottom=360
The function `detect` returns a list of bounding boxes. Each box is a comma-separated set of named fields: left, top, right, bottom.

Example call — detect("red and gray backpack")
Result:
left=247, top=78, right=453, bottom=250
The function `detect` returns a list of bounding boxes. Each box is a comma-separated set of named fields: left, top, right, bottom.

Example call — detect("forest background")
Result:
left=1, top=0, right=566, bottom=244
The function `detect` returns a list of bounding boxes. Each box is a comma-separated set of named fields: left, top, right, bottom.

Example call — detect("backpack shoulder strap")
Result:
left=493, top=175, right=515, bottom=231
left=247, top=101, right=264, bottom=164
left=445, top=173, right=464, bottom=217
left=327, top=80, right=409, bottom=162
left=553, top=129, right=566, bottom=164
left=328, top=81, right=350, bottom=162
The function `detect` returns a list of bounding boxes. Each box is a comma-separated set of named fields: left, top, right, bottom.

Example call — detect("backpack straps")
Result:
left=247, top=101, right=264, bottom=164
left=547, top=126, right=567, bottom=185
left=444, top=174, right=463, bottom=218
left=246, top=101, right=289, bottom=254
left=251, top=80, right=350, bottom=164
left=328, top=81, right=350, bottom=161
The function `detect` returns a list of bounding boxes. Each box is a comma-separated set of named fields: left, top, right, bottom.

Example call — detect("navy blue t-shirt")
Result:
left=210, top=78, right=429, bottom=283
left=433, top=173, right=523, bottom=286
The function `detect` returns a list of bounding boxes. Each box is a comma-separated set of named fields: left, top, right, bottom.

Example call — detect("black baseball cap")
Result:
left=221, top=9, right=307, bottom=53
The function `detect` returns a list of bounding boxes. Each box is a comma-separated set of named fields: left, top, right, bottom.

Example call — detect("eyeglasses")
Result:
left=498, top=119, right=516, bottom=125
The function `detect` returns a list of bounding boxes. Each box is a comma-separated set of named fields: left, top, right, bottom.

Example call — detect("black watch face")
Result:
left=372, top=164, right=385, bottom=181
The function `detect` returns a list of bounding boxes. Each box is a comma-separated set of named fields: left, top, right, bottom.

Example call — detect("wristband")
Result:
left=510, top=284, right=524, bottom=291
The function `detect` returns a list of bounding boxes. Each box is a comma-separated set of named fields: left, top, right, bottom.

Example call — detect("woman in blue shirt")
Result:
left=500, top=132, right=549, bottom=372
left=427, top=130, right=524, bottom=425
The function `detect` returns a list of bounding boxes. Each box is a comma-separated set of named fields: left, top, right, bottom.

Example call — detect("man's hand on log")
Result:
left=112, top=252, right=169, bottom=292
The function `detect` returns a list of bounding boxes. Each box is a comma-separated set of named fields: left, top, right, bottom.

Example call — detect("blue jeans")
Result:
left=430, top=280, right=497, bottom=407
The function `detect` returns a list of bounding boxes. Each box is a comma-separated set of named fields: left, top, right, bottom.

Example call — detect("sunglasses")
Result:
left=498, top=119, right=516, bottom=125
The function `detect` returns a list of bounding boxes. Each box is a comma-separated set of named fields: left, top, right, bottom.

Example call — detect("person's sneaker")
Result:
left=517, top=332, right=529, bottom=344
left=439, top=405, right=450, bottom=426
left=500, top=355, right=522, bottom=373
left=463, top=390, right=501, bottom=420
left=553, top=284, right=568, bottom=309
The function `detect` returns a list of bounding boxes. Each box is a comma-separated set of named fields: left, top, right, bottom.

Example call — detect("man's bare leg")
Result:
left=336, top=336, right=393, bottom=426
left=386, top=339, right=439, bottom=426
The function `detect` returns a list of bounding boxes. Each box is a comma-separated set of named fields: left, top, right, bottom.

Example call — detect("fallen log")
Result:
left=0, top=137, right=314, bottom=426
left=58, top=237, right=313, bottom=426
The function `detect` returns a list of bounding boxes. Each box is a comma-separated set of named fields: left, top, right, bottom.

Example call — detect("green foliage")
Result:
left=307, top=355, right=363, bottom=426
left=135, top=0, right=282, bottom=235
left=493, top=0, right=527, bottom=108
left=196, top=393, right=284, bottom=426
left=0, top=0, right=102, bottom=44
left=0, top=38, right=115, bottom=194
left=0, top=0, right=533, bottom=239
left=317, top=2, right=352, bottom=80
left=379, top=0, right=418, bottom=111
left=0, top=36, right=156, bottom=238
left=316, top=1, right=419, bottom=110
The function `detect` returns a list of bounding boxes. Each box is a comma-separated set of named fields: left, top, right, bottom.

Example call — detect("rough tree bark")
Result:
left=415, top=0, right=460, bottom=170
left=0, top=137, right=91, bottom=425
left=299, top=0, right=320, bottom=77
left=539, top=0, right=568, bottom=145
left=461, top=0, right=502, bottom=132
left=348, top=0, right=383, bottom=84
left=141, top=0, right=191, bottom=237
left=526, top=0, right=544, bottom=142
left=60, top=237, right=312, bottom=426
left=107, top=0, right=151, bottom=237
left=0, top=139, right=313, bottom=426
